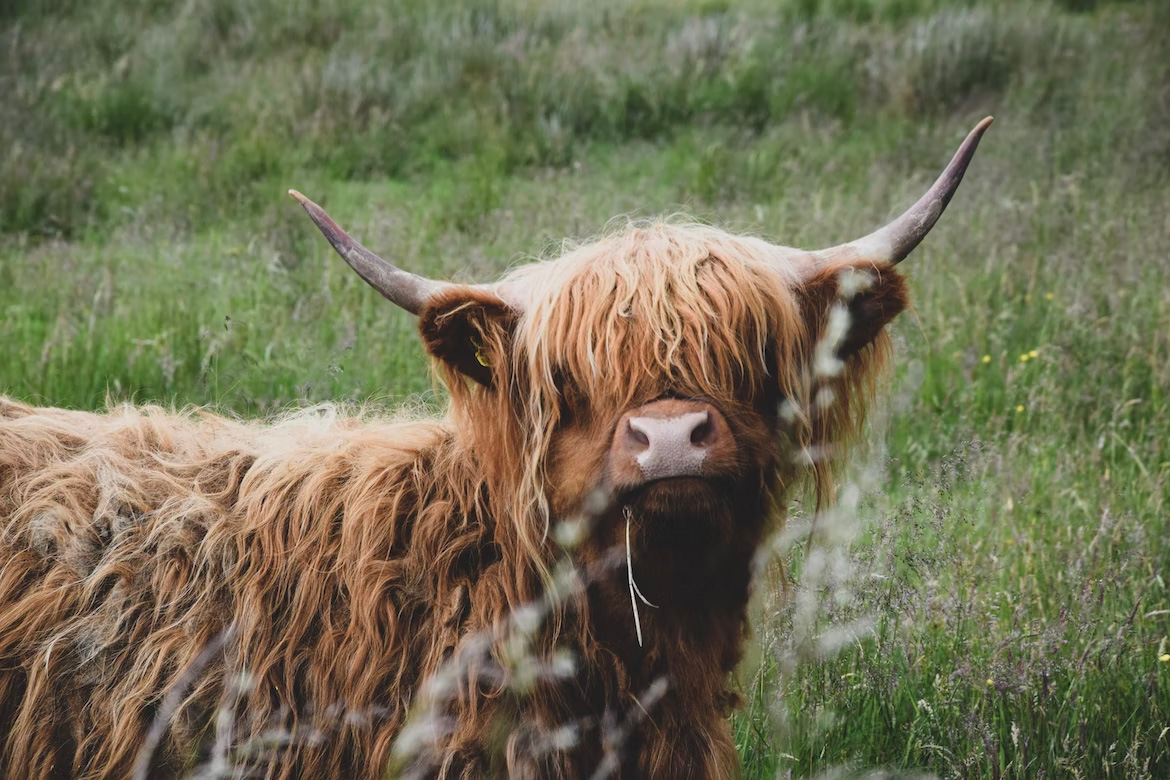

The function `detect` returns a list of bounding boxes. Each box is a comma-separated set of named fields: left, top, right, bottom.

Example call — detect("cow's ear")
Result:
left=418, top=287, right=517, bottom=388
left=798, top=262, right=909, bottom=360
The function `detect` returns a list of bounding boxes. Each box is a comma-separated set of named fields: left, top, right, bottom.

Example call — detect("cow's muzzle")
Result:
left=608, top=399, right=737, bottom=490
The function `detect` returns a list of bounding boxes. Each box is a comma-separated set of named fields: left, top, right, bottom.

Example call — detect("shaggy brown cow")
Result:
left=0, top=119, right=991, bottom=780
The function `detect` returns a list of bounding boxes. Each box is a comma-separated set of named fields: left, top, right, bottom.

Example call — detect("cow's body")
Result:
left=0, top=119, right=990, bottom=779
left=0, top=396, right=745, bottom=779
left=0, top=400, right=452, bottom=778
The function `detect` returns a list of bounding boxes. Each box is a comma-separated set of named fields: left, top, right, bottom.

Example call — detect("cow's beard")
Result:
left=625, top=476, right=765, bottom=593
left=565, top=471, right=769, bottom=731
left=542, top=473, right=770, bottom=779
left=623, top=475, right=743, bottom=550
left=577, top=472, right=770, bottom=630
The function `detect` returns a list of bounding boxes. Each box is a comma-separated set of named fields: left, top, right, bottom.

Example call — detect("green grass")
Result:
left=2, top=0, right=1168, bottom=777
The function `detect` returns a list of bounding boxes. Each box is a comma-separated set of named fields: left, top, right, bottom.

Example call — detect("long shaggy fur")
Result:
left=0, top=221, right=903, bottom=779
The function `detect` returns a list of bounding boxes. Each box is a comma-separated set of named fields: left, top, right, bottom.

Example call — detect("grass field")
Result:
left=2, top=0, right=1169, bottom=777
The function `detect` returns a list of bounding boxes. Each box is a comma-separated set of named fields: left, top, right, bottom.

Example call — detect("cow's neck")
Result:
left=563, top=506, right=765, bottom=778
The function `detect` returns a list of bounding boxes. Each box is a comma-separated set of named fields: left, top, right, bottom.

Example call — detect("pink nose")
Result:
left=610, top=399, right=735, bottom=486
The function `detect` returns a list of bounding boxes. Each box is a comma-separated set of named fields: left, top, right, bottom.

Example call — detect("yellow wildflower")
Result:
left=1160, top=654, right=1170, bottom=662
left=1045, top=292, right=1055, bottom=301
left=1028, top=349, right=1039, bottom=358
left=986, top=678, right=994, bottom=686
left=1019, top=354, right=1029, bottom=363
left=1016, top=405, right=1025, bottom=413
left=981, top=355, right=991, bottom=364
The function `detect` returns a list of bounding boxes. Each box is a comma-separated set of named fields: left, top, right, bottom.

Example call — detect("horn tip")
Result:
left=975, top=116, right=994, bottom=134
left=288, top=189, right=308, bottom=204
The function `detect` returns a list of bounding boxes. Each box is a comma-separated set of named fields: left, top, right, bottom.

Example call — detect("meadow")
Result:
left=2, top=0, right=1168, bottom=776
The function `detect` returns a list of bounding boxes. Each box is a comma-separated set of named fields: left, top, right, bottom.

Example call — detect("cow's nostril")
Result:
left=628, top=421, right=650, bottom=447
left=690, top=415, right=715, bottom=447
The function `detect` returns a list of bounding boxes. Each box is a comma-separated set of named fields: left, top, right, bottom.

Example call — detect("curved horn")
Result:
left=807, top=116, right=993, bottom=267
left=289, top=190, right=449, bottom=315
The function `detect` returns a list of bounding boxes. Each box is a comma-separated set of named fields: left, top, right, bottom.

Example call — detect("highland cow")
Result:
left=0, top=119, right=991, bottom=780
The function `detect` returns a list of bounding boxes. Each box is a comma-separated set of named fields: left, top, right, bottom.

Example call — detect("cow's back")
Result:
left=0, top=398, right=460, bottom=780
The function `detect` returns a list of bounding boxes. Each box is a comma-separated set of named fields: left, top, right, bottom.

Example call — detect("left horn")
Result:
left=289, top=190, right=450, bottom=315
left=808, top=116, right=993, bottom=266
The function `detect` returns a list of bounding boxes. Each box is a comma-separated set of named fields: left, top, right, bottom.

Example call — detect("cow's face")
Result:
left=415, top=229, right=909, bottom=566
left=508, top=232, right=801, bottom=549
left=290, top=117, right=990, bottom=579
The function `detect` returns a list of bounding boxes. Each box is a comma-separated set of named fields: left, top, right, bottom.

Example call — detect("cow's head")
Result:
left=291, top=118, right=991, bottom=598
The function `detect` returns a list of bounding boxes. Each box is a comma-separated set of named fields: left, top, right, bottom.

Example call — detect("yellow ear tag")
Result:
left=475, top=346, right=491, bottom=368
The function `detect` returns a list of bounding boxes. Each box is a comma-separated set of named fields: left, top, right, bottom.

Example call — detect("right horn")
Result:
left=809, top=116, right=993, bottom=267
left=289, top=190, right=450, bottom=316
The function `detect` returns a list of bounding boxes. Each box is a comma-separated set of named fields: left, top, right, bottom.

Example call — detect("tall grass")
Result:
left=1, top=0, right=1167, bottom=777
left=5, top=0, right=1151, bottom=238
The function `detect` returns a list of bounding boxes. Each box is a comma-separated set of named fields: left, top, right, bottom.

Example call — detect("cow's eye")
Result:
left=552, top=370, right=583, bottom=423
